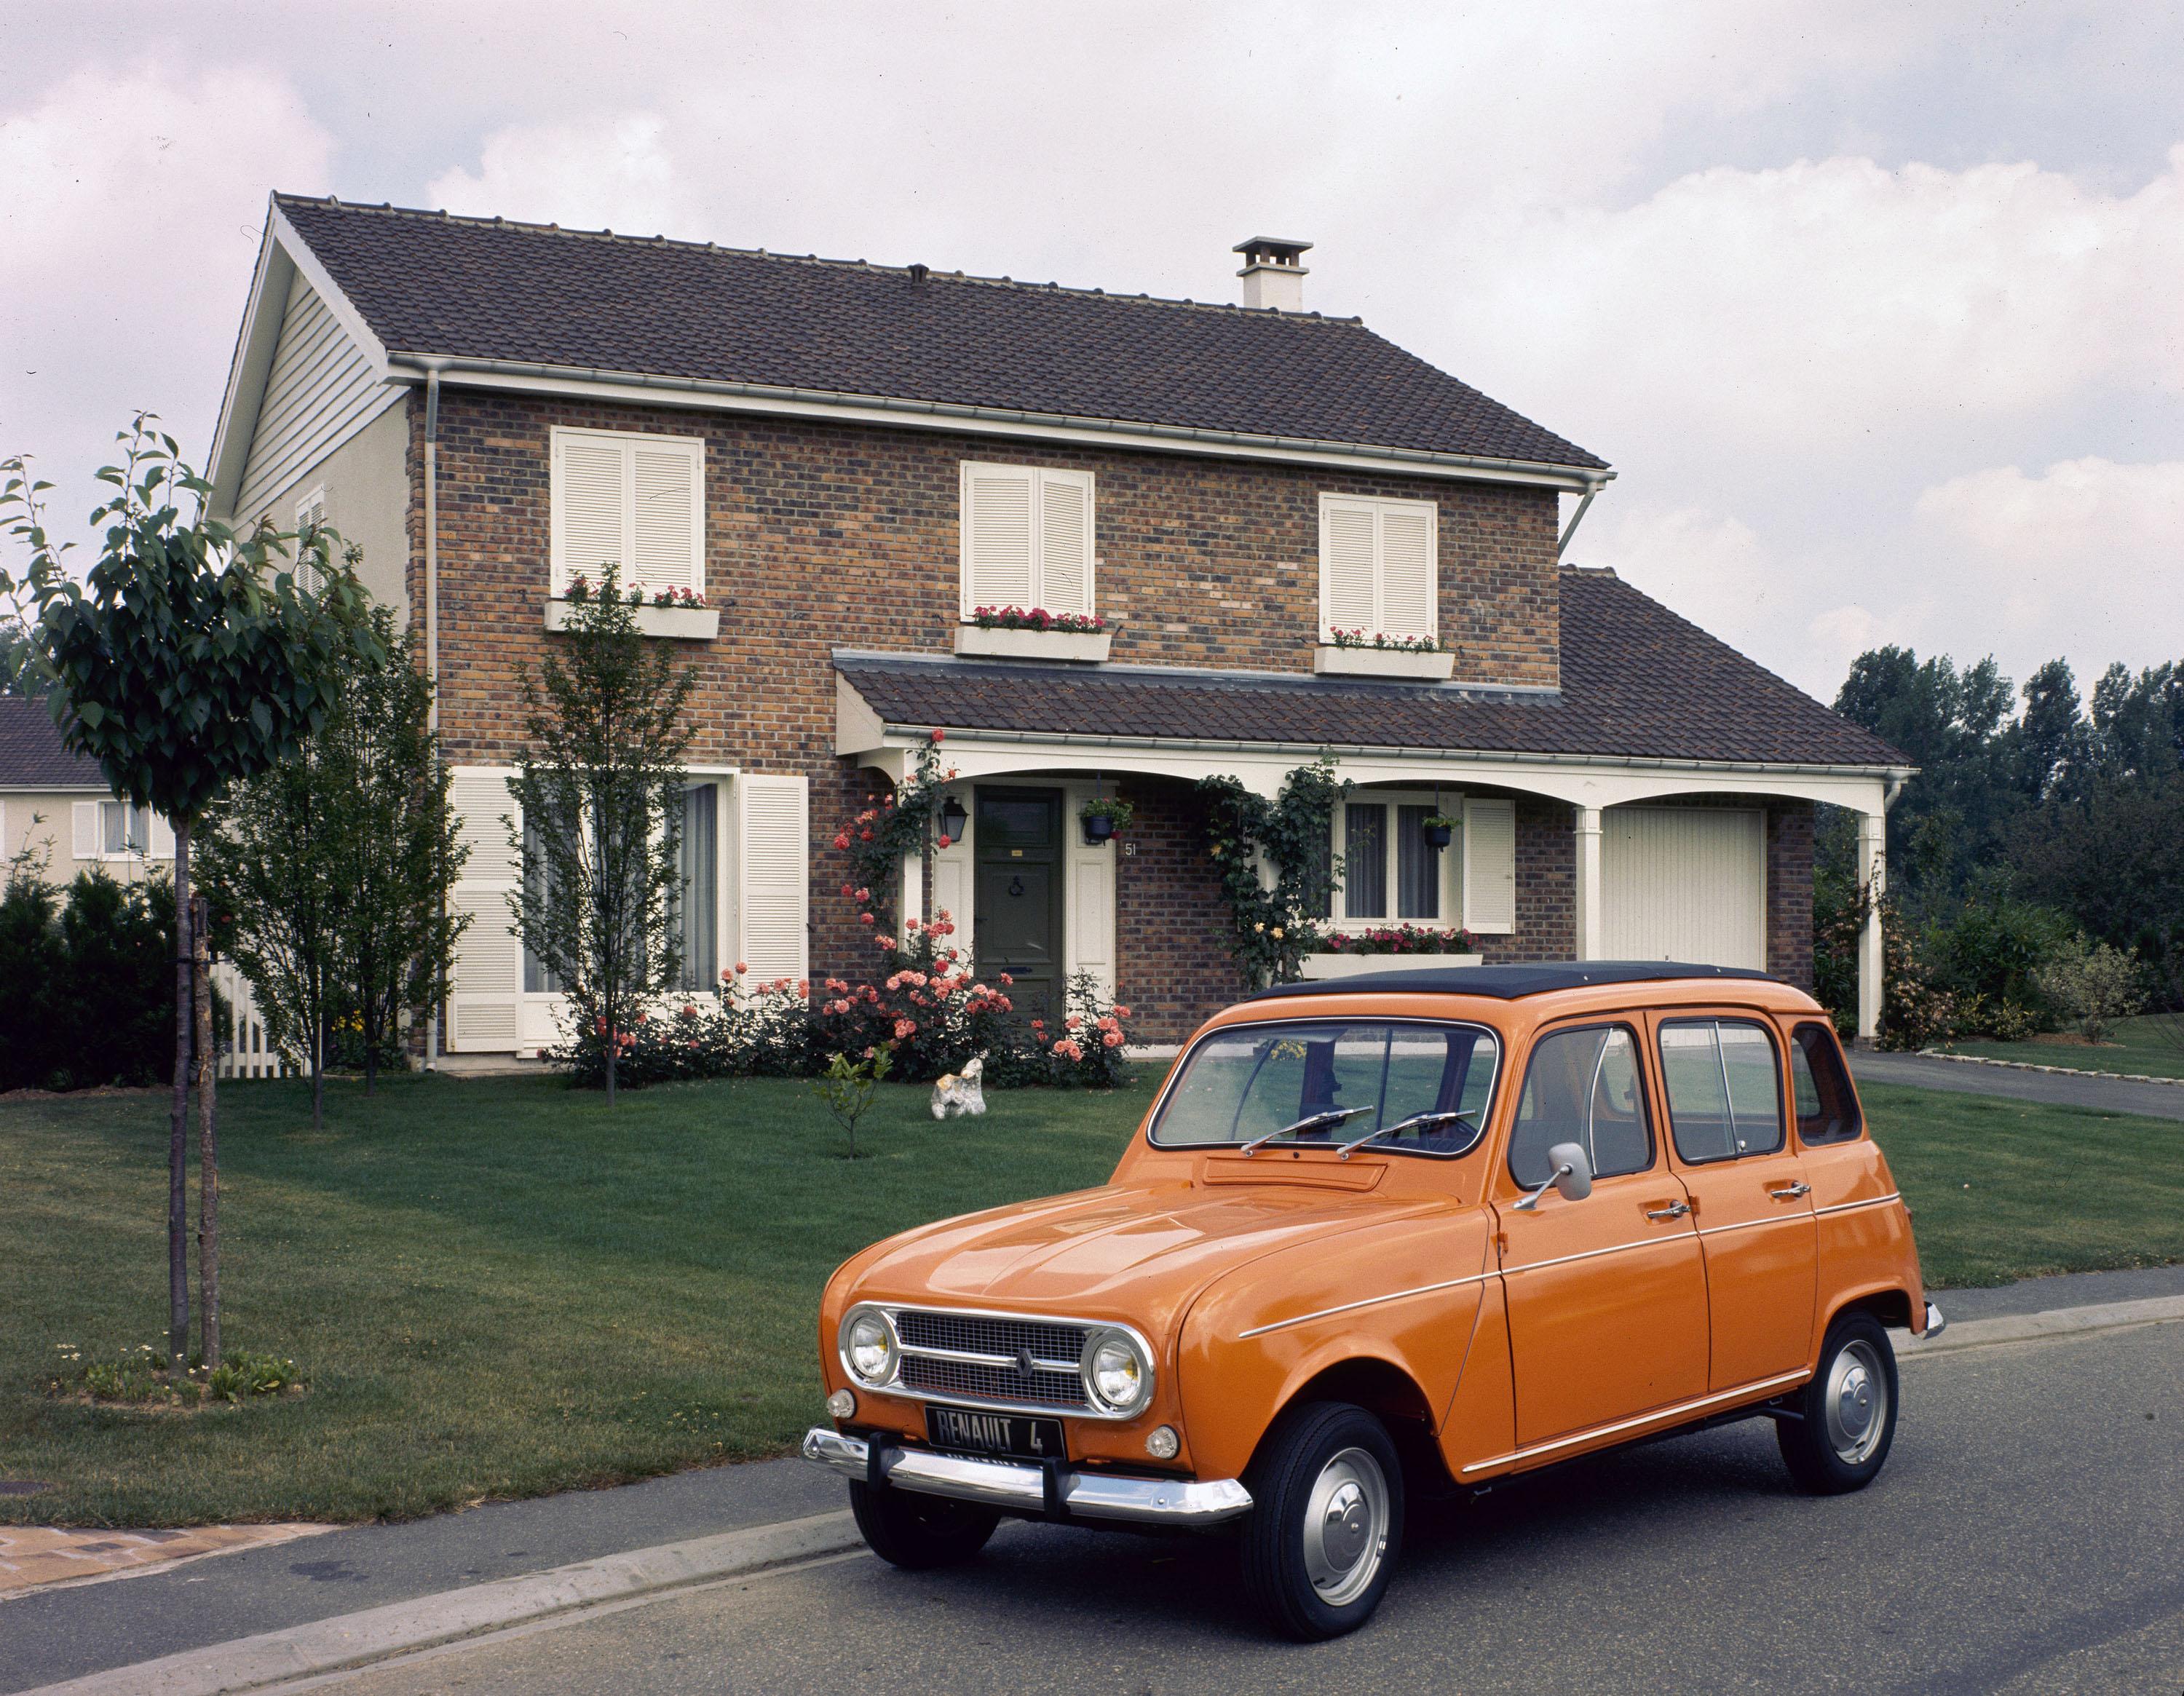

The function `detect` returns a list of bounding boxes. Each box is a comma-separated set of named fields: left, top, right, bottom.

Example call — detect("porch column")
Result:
left=901, top=849, right=925, bottom=927
left=1573, top=807, right=1603, bottom=960
left=1856, top=811, right=1886, bottom=1043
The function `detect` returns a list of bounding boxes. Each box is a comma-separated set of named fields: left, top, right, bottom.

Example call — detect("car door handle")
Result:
left=1645, top=1202, right=1690, bottom=1221
left=1770, top=1183, right=1812, bottom=1200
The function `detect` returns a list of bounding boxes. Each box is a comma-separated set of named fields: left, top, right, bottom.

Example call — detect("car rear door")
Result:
left=1650, top=1010, right=1818, bottom=1392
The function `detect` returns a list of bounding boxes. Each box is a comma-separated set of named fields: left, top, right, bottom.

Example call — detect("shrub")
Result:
left=1926, top=895, right=2072, bottom=1030
left=0, top=868, right=180, bottom=1091
left=2035, top=935, right=2143, bottom=1045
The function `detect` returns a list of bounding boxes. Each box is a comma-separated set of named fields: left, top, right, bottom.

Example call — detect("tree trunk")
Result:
left=193, top=893, right=221, bottom=1367
left=168, top=821, right=192, bottom=1370
left=312, top=1004, right=325, bottom=1135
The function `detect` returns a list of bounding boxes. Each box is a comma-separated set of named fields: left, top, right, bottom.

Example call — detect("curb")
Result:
left=24, top=1509, right=859, bottom=1696
left=1896, top=1293, right=2184, bottom=1357
left=1914, top=1048, right=2184, bottom=1087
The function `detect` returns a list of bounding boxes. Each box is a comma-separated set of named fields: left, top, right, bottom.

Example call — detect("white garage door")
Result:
left=1602, top=807, right=1766, bottom=970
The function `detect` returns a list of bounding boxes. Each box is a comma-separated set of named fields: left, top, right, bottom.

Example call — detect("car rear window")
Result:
left=1789, top=1021, right=1863, bottom=1144
left=1150, top=1019, right=1500, bottom=1156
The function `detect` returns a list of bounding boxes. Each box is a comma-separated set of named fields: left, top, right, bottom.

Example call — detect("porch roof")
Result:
left=836, top=568, right=1908, bottom=771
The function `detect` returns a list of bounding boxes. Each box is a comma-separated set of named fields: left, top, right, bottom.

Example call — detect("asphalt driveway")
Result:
left=1848, top=1049, right=2184, bottom=1121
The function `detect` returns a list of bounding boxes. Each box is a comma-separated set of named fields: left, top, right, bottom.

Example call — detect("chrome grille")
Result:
left=888, top=1307, right=1092, bottom=1413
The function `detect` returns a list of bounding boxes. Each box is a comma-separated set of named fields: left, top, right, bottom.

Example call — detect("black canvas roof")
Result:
left=275, top=195, right=1606, bottom=475
left=1248, top=962, right=1779, bottom=1002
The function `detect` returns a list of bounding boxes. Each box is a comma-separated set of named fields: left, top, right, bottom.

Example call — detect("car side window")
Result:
left=1789, top=1022, right=1863, bottom=1144
left=1658, top=1019, right=1786, bottom=1162
left=1508, top=1025, right=1652, bottom=1189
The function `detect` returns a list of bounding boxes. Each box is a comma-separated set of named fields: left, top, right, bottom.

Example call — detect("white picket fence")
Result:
left=212, top=961, right=293, bottom=1080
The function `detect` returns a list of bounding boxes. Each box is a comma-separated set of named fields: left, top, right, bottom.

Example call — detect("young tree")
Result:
left=511, top=567, right=697, bottom=1102
left=333, top=608, right=468, bottom=1095
left=0, top=418, right=378, bottom=1368
left=200, top=604, right=470, bottom=1117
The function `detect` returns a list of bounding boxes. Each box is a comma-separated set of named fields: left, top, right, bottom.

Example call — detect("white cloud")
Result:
left=0, top=62, right=331, bottom=527
left=1444, top=148, right=2184, bottom=475
left=1912, top=456, right=2184, bottom=663
left=425, top=113, right=689, bottom=235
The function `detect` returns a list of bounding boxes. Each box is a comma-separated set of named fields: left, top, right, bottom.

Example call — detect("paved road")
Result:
left=11, top=1269, right=2182, bottom=1692
left=1850, top=1049, right=2184, bottom=1121
left=293, top=1322, right=2184, bottom=1696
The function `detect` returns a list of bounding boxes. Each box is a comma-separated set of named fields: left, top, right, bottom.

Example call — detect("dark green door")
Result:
left=974, top=788, right=1066, bottom=1024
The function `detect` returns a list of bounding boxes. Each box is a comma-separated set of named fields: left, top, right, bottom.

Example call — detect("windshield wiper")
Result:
left=1238, top=1106, right=1372, bottom=1157
left=1336, top=1108, right=1481, bottom=1161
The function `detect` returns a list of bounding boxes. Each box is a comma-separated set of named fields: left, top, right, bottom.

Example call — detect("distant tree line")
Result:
left=1816, top=645, right=2184, bottom=1042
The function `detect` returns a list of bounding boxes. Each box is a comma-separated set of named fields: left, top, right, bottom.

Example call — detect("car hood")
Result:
left=847, top=1181, right=1428, bottom=1341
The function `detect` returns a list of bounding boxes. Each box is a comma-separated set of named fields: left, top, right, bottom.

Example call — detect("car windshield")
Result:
left=1150, top=1019, right=1501, bottom=1156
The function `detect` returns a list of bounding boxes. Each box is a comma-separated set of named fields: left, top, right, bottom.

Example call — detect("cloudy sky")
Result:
left=3, top=1, right=2179, bottom=702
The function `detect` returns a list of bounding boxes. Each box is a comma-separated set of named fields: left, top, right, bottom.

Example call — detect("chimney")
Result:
left=1233, top=236, right=1312, bottom=312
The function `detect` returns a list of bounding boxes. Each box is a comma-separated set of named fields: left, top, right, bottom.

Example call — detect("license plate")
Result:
left=925, top=1403, right=1068, bottom=1461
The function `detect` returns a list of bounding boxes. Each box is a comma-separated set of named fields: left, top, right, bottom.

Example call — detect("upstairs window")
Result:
left=960, top=461, right=1094, bottom=621
left=1319, top=493, right=1437, bottom=643
left=550, top=427, right=705, bottom=600
left=294, top=486, right=328, bottom=595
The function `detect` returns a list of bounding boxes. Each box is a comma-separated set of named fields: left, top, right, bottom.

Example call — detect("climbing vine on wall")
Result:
left=831, top=729, right=956, bottom=930
left=1195, top=756, right=1349, bottom=989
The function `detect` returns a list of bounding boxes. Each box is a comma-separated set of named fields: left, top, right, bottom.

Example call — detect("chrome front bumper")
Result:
left=1924, top=1301, right=1947, bottom=1337
left=802, top=1427, right=1253, bottom=1528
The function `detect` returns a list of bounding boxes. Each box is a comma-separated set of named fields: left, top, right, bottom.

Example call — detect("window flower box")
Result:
left=1313, top=645, right=1455, bottom=681
left=1299, top=951, right=1483, bottom=980
left=955, top=625, right=1112, bottom=662
left=545, top=600, right=719, bottom=640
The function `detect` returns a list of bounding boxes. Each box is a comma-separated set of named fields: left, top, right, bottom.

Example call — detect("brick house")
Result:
left=205, top=198, right=1908, bottom=1056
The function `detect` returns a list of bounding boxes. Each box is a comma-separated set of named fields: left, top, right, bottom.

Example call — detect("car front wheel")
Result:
left=1777, top=1310, right=1899, bottom=1494
left=849, top=1480, right=1000, bottom=1569
left=1240, top=1400, right=1404, bottom=1641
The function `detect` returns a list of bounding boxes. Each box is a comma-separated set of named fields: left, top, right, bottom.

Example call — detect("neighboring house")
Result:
left=205, top=198, right=1910, bottom=1055
left=0, top=694, right=175, bottom=882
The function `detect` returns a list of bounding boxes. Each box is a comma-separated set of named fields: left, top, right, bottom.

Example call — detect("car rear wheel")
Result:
left=849, top=1480, right=1000, bottom=1569
left=1777, top=1311, right=1899, bottom=1494
left=1240, top=1400, right=1404, bottom=1641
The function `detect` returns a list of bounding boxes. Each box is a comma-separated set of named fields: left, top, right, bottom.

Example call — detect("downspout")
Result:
left=1556, top=478, right=1605, bottom=558
left=422, top=364, right=444, bottom=1070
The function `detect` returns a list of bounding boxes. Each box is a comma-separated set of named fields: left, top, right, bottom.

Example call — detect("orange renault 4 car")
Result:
left=804, top=962, right=1942, bottom=1640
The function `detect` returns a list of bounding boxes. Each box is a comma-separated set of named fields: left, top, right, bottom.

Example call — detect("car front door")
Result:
left=1492, top=1021, right=1711, bottom=1448
left=1652, top=1013, right=1818, bottom=1391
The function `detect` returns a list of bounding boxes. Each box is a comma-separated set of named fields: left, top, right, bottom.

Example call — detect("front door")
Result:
left=973, top=788, right=1066, bottom=1023
left=1494, top=1021, right=1712, bottom=1447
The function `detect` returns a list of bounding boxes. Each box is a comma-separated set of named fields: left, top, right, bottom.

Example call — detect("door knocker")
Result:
left=1008, top=874, right=1026, bottom=897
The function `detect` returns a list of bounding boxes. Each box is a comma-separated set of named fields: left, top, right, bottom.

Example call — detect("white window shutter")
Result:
left=72, top=801, right=100, bottom=861
left=448, top=767, right=523, bottom=1050
left=1463, top=798, right=1516, bottom=935
left=555, top=435, right=629, bottom=592
left=961, top=464, right=1036, bottom=614
left=632, top=443, right=702, bottom=595
left=1038, top=471, right=1093, bottom=617
left=1321, top=499, right=1377, bottom=635
left=1378, top=505, right=1437, bottom=638
left=149, top=812, right=176, bottom=860
left=734, top=774, right=809, bottom=983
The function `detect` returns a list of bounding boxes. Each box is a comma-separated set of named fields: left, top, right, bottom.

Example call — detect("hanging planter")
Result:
left=1079, top=795, right=1134, bottom=845
left=1421, top=812, right=1459, bottom=850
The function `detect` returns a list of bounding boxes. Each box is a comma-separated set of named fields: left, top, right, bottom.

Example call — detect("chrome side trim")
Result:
left=1238, top=1270, right=1493, bottom=1340
left=1500, top=1231, right=1695, bottom=1277
left=1696, top=1213, right=1807, bottom=1241
left=1458, top=1368, right=1811, bottom=1475
left=802, top=1427, right=1254, bottom=1527
left=1811, top=1191, right=1902, bottom=1220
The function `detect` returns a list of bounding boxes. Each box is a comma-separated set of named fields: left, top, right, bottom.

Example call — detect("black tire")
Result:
left=848, top=1480, right=1000, bottom=1569
left=1240, top=1401, right=1405, bottom=1641
left=1777, top=1311, right=1899, bottom=1494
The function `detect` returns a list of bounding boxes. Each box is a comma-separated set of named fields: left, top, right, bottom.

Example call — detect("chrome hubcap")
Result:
left=1300, top=1446, right=1389, bottom=1606
left=1823, top=1339, right=1889, bottom=1465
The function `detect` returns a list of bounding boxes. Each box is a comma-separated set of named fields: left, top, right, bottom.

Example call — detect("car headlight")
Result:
left=1083, top=1328, right=1152, bottom=1415
left=840, top=1307, right=898, bottom=1387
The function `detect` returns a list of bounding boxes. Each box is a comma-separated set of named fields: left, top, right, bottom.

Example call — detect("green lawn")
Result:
left=1939, top=1013, right=2184, bottom=1080
left=0, top=1071, right=2175, bottom=1527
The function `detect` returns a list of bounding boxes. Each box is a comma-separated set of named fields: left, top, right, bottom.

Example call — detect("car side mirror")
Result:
left=1548, top=1142, right=1594, bottom=1200
left=1514, top=1141, right=1595, bottom=1210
